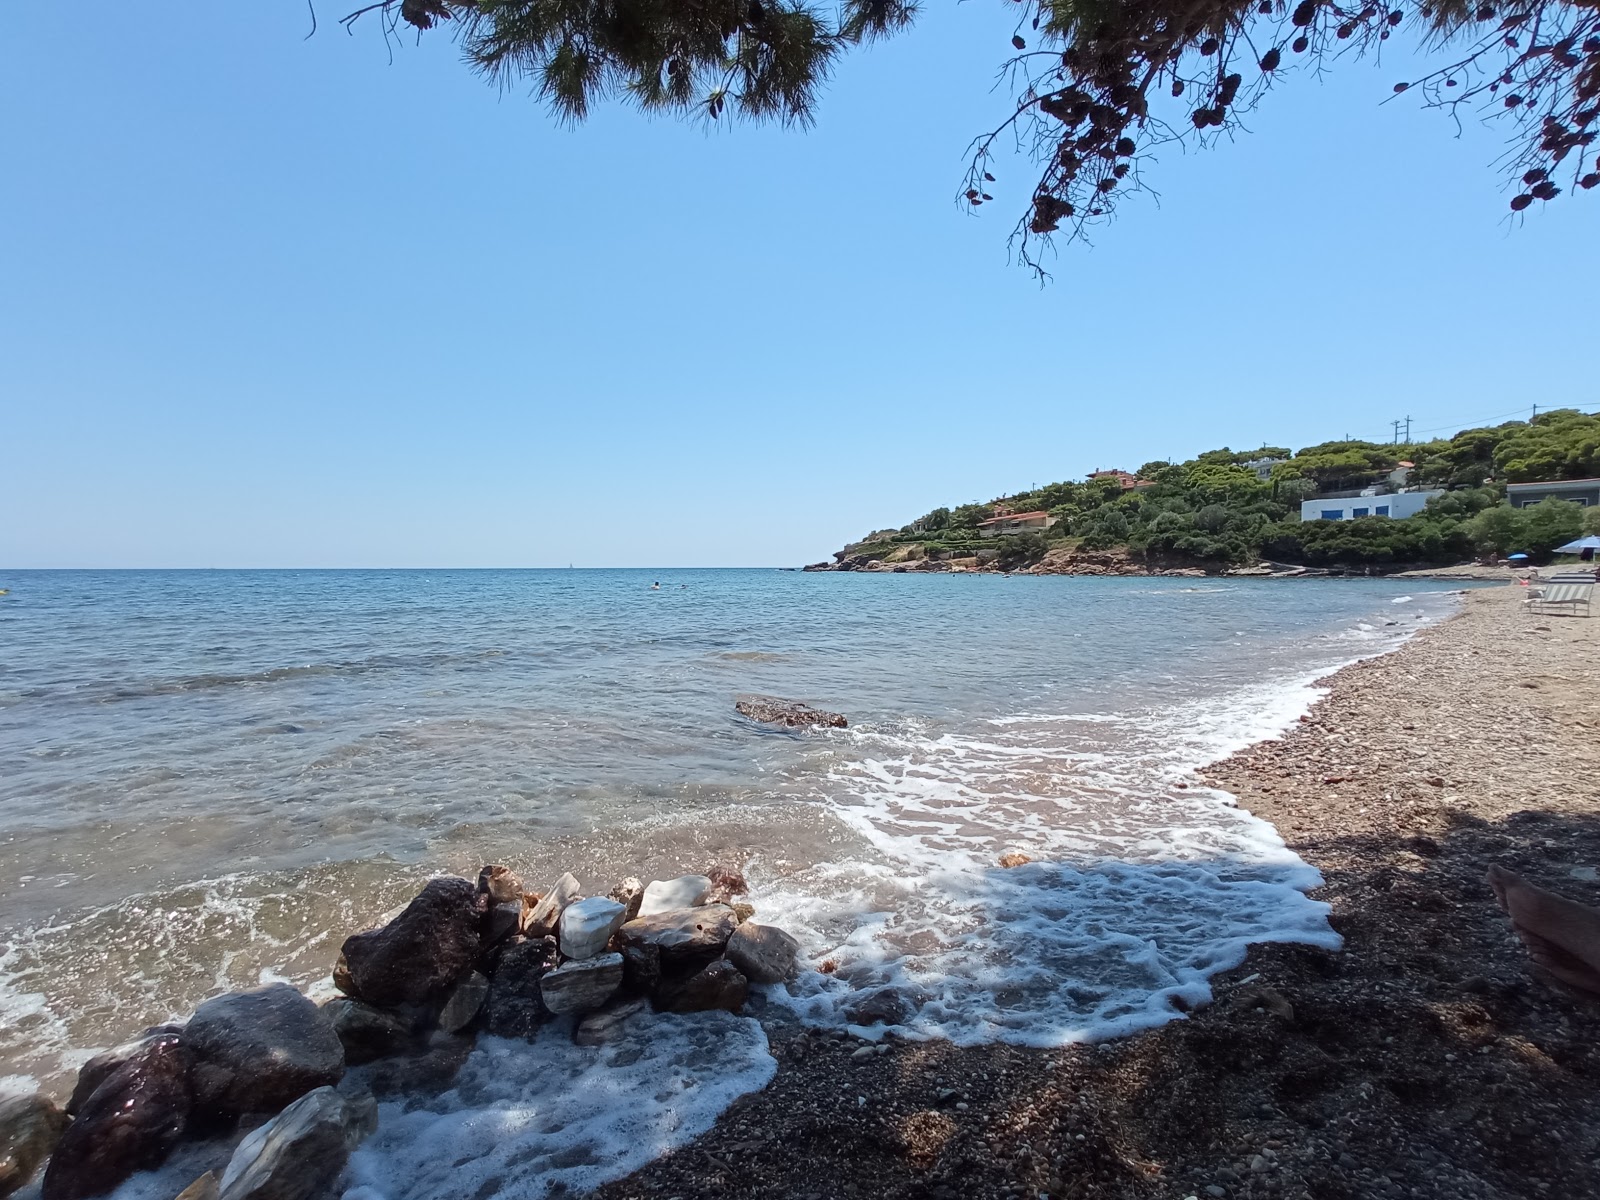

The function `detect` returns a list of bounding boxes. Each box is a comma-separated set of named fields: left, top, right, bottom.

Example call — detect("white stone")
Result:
left=559, top=896, right=627, bottom=960
left=637, top=875, right=712, bottom=917
left=540, top=952, right=624, bottom=1015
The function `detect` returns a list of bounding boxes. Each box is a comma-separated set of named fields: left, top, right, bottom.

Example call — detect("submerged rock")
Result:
left=618, top=905, right=739, bottom=966
left=657, top=960, right=749, bottom=1014
left=843, top=987, right=915, bottom=1028
left=187, top=984, right=344, bottom=1118
left=323, top=998, right=412, bottom=1065
left=174, top=1172, right=219, bottom=1200
left=638, top=875, right=712, bottom=917
left=361, top=1033, right=474, bottom=1099
left=339, top=877, right=482, bottom=1010
left=66, top=1025, right=185, bottom=1117
left=541, top=952, right=625, bottom=1015
left=0, top=1095, right=68, bottom=1199
left=734, top=694, right=847, bottom=729
left=217, top=1086, right=377, bottom=1200
left=559, top=896, right=627, bottom=960
left=523, top=872, right=581, bottom=939
left=725, top=922, right=800, bottom=984
left=41, top=1036, right=190, bottom=1200
left=483, top=937, right=558, bottom=1039
left=437, top=971, right=490, bottom=1034
left=573, top=996, right=649, bottom=1047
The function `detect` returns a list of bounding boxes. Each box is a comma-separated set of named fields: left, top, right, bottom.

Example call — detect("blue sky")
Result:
left=3, top=5, right=1595, bottom=568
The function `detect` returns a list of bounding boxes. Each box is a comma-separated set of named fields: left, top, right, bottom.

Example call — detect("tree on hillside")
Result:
left=345, top=0, right=1599, bottom=272
left=1493, top=409, right=1600, bottom=480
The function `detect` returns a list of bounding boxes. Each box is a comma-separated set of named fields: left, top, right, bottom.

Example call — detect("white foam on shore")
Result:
left=343, top=1015, right=774, bottom=1200
left=758, top=593, right=1460, bottom=1046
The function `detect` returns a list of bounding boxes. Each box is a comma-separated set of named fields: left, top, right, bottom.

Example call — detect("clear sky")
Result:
left=3, top=5, right=1595, bottom=568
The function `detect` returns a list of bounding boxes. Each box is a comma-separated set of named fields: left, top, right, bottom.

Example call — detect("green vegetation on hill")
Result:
left=836, top=410, right=1600, bottom=571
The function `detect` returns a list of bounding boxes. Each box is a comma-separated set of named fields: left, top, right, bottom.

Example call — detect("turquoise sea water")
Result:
left=0, top=569, right=1473, bottom=1101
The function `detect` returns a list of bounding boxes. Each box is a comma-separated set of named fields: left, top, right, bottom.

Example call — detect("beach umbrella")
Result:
left=1552, top=535, right=1600, bottom=554
left=1507, top=553, right=1530, bottom=560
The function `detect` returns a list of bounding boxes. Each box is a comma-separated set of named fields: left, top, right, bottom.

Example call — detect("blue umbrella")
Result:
left=1507, top=553, right=1530, bottom=560
left=1553, top=535, right=1600, bottom=554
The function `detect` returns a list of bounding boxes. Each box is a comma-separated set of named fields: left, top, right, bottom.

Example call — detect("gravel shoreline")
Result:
left=595, top=585, right=1600, bottom=1200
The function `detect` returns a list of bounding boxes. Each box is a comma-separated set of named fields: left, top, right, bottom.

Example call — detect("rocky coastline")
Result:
left=802, top=547, right=1510, bottom=579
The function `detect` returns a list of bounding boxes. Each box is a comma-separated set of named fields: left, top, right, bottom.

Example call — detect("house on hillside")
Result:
left=1300, top=490, right=1443, bottom=522
left=1089, top=469, right=1155, bottom=491
left=1388, top=460, right=1415, bottom=488
left=977, top=511, right=1058, bottom=538
left=1242, top=456, right=1287, bottom=481
left=1506, top=478, right=1600, bottom=508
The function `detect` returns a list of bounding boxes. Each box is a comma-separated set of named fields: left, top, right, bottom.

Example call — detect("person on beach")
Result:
left=1488, top=865, right=1600, bottom=997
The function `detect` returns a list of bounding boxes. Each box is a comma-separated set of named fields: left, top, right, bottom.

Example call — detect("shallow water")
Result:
left=0, top=563, right=1476, bottom=1188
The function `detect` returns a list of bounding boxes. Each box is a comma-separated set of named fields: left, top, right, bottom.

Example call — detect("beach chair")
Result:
left=1528, top=581, right=1594, bottom=617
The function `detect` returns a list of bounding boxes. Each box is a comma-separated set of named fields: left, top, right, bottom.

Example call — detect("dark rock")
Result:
left=186, top=984, right=345, bottom=1118
left=41, top=1037, right=190, bottom=1200
left=621, top=942, right=661, bottom=995
left=523, top=873, right=581, bottom=939
left=438, top=971, right=489, bottom=1034
left=322, top=998, right=412, bottom=1065
left=541, top=952, right=625, bottom=1015
left=0, top=1095, right=68, bottom=1198
left=339, top=877, right=482, bottom=1009
left=66, top=1025, right=186, bottom=1117
left=843, top=987, right=914, bottom=1027
left=657, top=960, right=749, bottom=1014
left=483, top=937, right=558, bottom=1039
left=617, top=905, right=739, bottom=967
left=217, top=1085, right=377, bottom=1200
left=362, top=1034, right=474, bottom=1099
left=734, top=695, right=847, bottom=729
left=725, top=922, right=801, bottom=984
left=486, top=902, right=523, bottom=946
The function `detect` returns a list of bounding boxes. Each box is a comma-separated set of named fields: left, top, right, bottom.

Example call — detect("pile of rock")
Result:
left=0, top=864, right=800, bottom=1200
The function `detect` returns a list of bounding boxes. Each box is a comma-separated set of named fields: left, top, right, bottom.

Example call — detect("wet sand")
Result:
left=594, top=585, right=1600, bottom=1200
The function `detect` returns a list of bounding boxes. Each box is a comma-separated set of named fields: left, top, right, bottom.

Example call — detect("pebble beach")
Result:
left=590, top=584, right=1600, bottom=1200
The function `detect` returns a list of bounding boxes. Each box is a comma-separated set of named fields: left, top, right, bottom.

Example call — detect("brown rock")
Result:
left=0, top=1095, right=68, bottom=1199
left=573, top=997, right=649, bottom=1047
left=706, top=865, right=749, bottom=905
left=725, top=922, right=801, bottom=984
left=735, top=695, right=847, bottom=728
left=523, top=873, right=581, bottom=939
left=339, top=877, right=481, bottom=1009
left=617, top=904, right=739, bottom=966
left=42, top=1037, right=190, bottom=1200
left=998, top=852, right=1032, bottom=868
left=66, top=1025, right=185, bottom=1117
left=607, top=877, right=646, bottom=922
left=175, top=1173, right=220, bottom=1200
left=476, top=864, right=524, bottom=908
left=438, top=971, right=490, bottom=1034
left=657, top=960, right=749, bottom=1014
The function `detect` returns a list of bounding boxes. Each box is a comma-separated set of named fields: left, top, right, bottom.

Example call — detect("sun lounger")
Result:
left=1529, top=582, right=1593, bottom=617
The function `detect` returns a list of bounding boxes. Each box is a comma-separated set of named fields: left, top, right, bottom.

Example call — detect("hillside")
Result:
left=808, top=410, right=1600, bottom=575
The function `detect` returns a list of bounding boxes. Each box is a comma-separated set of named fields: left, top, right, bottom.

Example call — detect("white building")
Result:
left=1242, top=456, right=1287, bottom=481
left=1300, top=490, right=1443, bottom=522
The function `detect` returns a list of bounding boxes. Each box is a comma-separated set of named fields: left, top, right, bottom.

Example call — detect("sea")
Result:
left=0, top=569, right=1471, bottom=1200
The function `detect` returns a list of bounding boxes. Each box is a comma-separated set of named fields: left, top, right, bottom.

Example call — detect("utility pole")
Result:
left=1532, top=403, right=1539, bottom=422
left=1391, top=419, right=1403, bottom=444
left=1404, top=415, right=1412, bottom=444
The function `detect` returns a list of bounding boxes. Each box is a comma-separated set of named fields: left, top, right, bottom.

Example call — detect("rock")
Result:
left=483, top=937, right=558, bottom=1039
left=637, top=875, right=712, bottom=918
left=339, top=877, right=482, bottom=1009
left=174, top=1172, right=219, bottom=1200
left=0, top=1095, right=68, bottom=1198
left=843, top=987, right=913, bottom=1027
left=734, top=695, right=848, bottom=729
left=41, top=1037, right=190, bottom=1200
left=362, top=1034, right=473, bottom=1099
left=486, top=902, right=523, bottom=946
left=607, top=878, right=645, bottom=921
left=186, top=984, right=345, bottom=1118
left=438, top=971, right=490, bottom=1034
left=523, top=872, right=581, bottom=939
left=705, top=865, right=749, bottom=905
left=621, top=942, right=661, bottom=995
left=731, top=902, right=755, bottom=923
left=541, top=953, right=625, bottom=1015
left=66, top=1025, right=186, bottom=1117
left=559, top=896, right=627, bottom=960
left=725, top=922, right=800, bottom=985
left=1235, top=986, right=1295, bottom=1022
left=657, top=960, right=749, bottom=1014
left=573, top=997, right=649, bottom=1047
left=322, top=998, right=412, bottom=1065
left=476, top=864, right=524, bottom=908
left=217, top=1086, right=376, bottom=1200
left=998, top=851, right=1031, bottom=868
left=617, top=905, right=739, bottom=965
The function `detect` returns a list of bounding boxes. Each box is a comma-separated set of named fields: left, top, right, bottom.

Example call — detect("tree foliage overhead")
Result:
left=351, top=0, right=1599, bottom=271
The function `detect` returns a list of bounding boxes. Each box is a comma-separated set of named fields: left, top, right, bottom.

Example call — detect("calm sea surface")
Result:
left=0, top=569, right=1472, bottom=1102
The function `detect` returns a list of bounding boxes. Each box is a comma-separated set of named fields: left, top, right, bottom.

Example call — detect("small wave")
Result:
left=707, top=651, right=791, bottom=663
